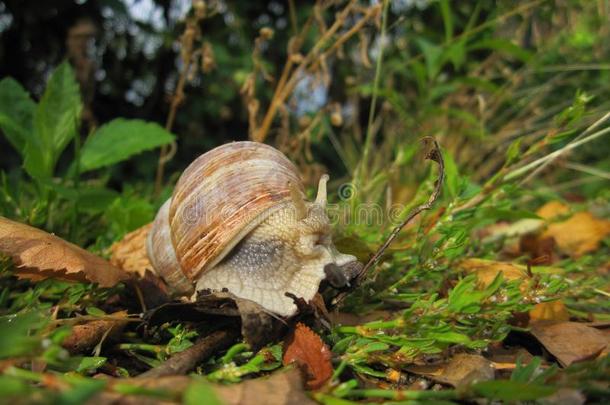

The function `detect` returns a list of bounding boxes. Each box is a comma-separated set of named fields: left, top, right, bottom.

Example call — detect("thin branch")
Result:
left=251, top=1, right=381, bottom=143
left=356, top=138, right=445, bottom=285
left=137, top=329, right=238, bottom=378
left=518, top=111, right=610, bottom=185
left=332, top=138, right=444, bottom=308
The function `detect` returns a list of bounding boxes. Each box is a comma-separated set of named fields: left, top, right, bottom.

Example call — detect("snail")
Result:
left=146, top=141, right=358, bottom=317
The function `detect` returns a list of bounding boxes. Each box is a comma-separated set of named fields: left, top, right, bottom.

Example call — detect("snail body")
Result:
left=146, top=141, right=356, bottom=317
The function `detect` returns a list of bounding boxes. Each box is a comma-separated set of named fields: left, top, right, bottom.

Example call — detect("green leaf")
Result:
left=439, top=0, right=453, bottom=42
left=104, top=194, right=154, bottom=238
left=427, top=331, right=471, bottom=344
left=0, top=77, right=35, bottom=154
left=25, top=61, right=82, bottom=179
left=184, top=380, right=224, bottom=405
left=0, top=376, right=30, bottom=397
left=473, top=380, right=556, bottom=401
left=0, top=311, right=46, bottom=359
left=85, top=307, right=107, bottom=317
left=416, top=38, right=444, bottom=80
left=79, top=119, right=175, bottom=172
left=441, top=150, right=460, bottom=199
left=505, top=138, right=522, bottom=165
left=75, top=356, right=107, bottom=373
left=468, top=39, right=532, bottom=62
left=445, top=42, right=466, bottom=70
left=480, top=206, right=540, bottom=221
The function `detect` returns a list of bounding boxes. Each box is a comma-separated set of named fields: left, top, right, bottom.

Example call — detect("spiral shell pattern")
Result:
left=168, top=141, right=304, bottom=281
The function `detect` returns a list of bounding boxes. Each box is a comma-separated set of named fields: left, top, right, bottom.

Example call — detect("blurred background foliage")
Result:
left=0, top=0, right=608, bottom=246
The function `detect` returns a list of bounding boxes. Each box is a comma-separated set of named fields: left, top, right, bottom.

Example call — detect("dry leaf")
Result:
left=62, top=311, right=130, bottom=354
left=519, top=234, right=556, bottom=264
left=529, top=321, right=607, bottom=367
left=110, top=223, right=153, bottom=277
left=542, top=212, right=610, bottom=258
left=486, top=342, right=534, bottom=367
left=538, top=388, right=586, bottom=405
left=89, top=368, right=315, bottom=405
left=537, top=201, right=570, bottom=220
left=0, top=216, right=128, bottom=287
left=458, top=258, right=528, bottom=288
left=529, top=301, right=570, bottom=323
left=214, top=367, right=316, bottom=405
left=283, top=323, right=332, bottom=390
left=407, top=353, right=495, bottom=387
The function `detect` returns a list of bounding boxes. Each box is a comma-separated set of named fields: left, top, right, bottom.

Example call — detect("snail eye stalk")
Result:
left=315, top=174, right=329, bottom=207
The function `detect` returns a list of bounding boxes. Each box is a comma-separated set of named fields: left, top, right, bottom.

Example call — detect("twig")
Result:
left=154, top=2, right=210, bottom=194
left=505, top=124, right=610, bottom=183
left=250, top=1, right=380, bottom=143
left=518, top=111, right=610, bottom=185
left=332, top=138, right=444, bottom=308
left=137, top=329, right=238, bottom=378
left=356, top=138, right=444, bottom=284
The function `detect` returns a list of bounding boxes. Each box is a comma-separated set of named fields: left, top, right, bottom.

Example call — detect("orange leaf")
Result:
left=0, top=216, right=128, bottom=287
left=110, top=223, right=153, bottom=277
left=282, top=323, right=332, bottom=390
left=458, top=258, right=528, bottom=288
left=536, top=201, right=570, bottom=220
left=542, top=211, right=610, bottom=257
left=529, top=300, right=569, bottom=322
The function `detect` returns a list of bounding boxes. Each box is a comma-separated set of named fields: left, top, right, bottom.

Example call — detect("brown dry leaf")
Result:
left=214, top=367, right=316, bottom=405
left=529, top=300, right=570, bottom=323
left=536, top=201, right=570, bottom=220
left=486, top=342, right=534, bottom=368
left=406, top=353, right=495, bottom=387
left=62, top=311, right=130, bottom=354
left=90, top=368, right=314, bottom=405
left=529, top=321, right=607, bottom=367
left=110, top=223, right=153, bottom=277
left=542, top=211, right=610, bottom=258
left=282, top=323, right=332, bottom=390
left=458, top=258, right=528, bottom=288
left=0, top=216, right=128, bottom=287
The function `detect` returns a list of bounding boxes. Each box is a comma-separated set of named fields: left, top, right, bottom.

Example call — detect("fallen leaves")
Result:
left=110, top=223, right=153, bottom=277
left=62, top=311, right=130, bottom=354
left=536, top=201, right=571, bottom=220
left=213, top=367, right=316, bottom=405
left=529, top=321, right=607, bottom=367
left=407, top=353, right=495, bottom=387
left=519, top=201, right=610, bottom=260
left=458, top=258, right=527, bottom=288
left=542, top=211, right=610, bottom=258
left=282, top=323, right=332, bottom=390
left=90, top=368, right=315, bottom=405
left=0, top=216, right=128, bottom=287
left=529, top=301, right=570, bottom=323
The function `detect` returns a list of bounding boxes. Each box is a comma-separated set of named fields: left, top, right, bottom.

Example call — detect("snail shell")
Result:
left=147, top=141, right=355, bottom=316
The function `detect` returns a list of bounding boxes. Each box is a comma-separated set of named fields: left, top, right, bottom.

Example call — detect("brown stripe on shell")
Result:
left=146, top=200, right=194, bottom=296
left=168, top=141, right=304, bottom=281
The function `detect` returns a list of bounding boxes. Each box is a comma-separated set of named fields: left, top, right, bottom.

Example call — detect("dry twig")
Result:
left=332, top=138, right=444, bottom=307
left=154, top=1, right=215, bottom=194
left=247, top=1, right=381, bottom=143
left=137, top=329, right=238, bottom=378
